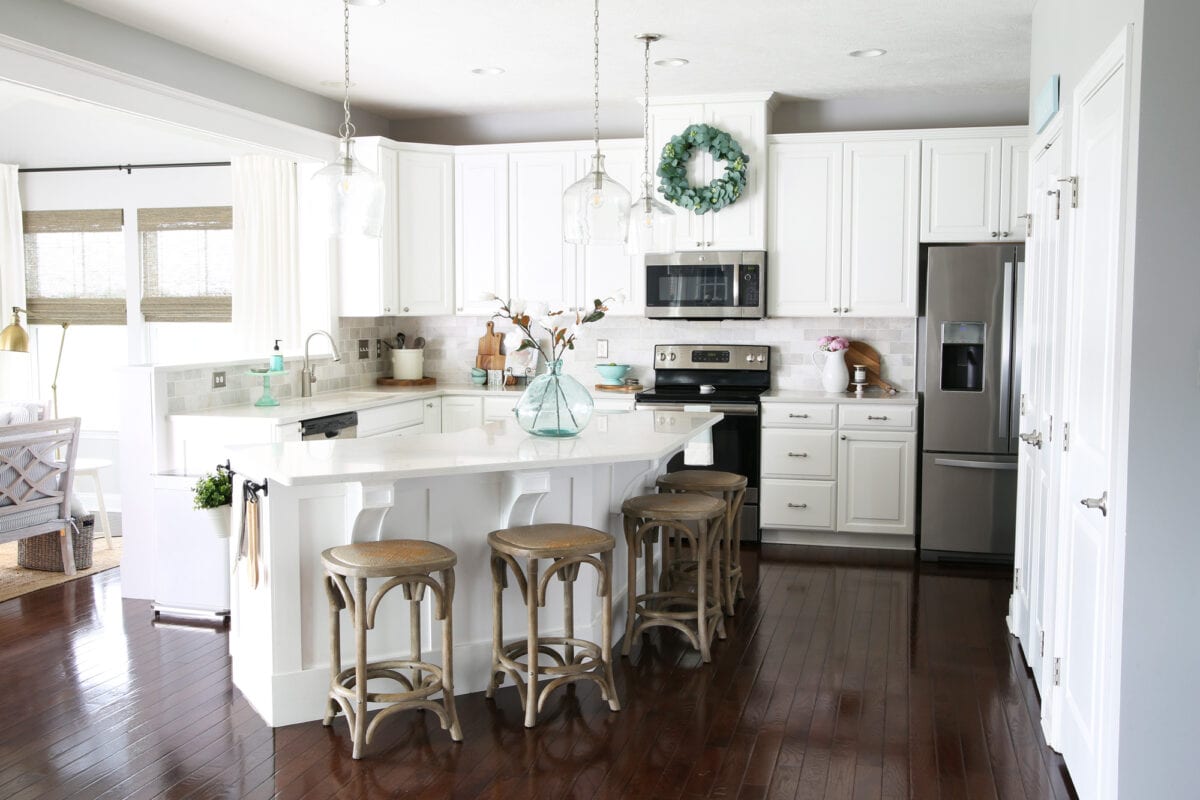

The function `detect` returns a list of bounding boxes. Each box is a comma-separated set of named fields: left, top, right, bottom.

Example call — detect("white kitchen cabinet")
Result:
left=440, top=396, right=483, bottom=433
left=576, top=143, right=644, bottom=315
left=649, top=98, right=769, bottom=252
left=767, top=142, right=842, bottom=316
left=422, top=397, right=441, bottom=433
left=356, top=399, right=424, bottom=437
left=482, top=395, right=518, bottom=422
left=920, top=133, right=1030, bottom=242
left=841, top=139, right=920, bottom=317
left=455, top=152, right=509, bottom=315
left=338, top=140, right=455, bottom=317
left=509, top=151, right=579, bottom=311
left=836, top=430, right=916, bottom=535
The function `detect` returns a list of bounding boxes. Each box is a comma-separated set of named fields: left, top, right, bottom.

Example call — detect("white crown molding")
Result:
left=649, top=91, right=778, bottom=109
left=0, top=33, right=338, bottom=161
left=767, top=124, right=1029, bottom=145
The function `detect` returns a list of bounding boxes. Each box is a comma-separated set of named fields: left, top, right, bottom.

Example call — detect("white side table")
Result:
left=74, top=457, right=113, bottom=549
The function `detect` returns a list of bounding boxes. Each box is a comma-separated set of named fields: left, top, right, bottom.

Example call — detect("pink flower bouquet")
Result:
left=818, top=335, right=850, bottom=352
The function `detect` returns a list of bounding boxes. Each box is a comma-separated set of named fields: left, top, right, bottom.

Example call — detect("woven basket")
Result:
left=17, top=516, right=95, bottom=572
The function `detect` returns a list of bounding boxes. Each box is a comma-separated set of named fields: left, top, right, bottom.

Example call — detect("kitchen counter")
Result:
left=761, top=388, right=919, bottom=405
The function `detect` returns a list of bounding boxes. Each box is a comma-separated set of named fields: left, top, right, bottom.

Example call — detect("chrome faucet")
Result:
left=301, top=330, right=342, bottom=398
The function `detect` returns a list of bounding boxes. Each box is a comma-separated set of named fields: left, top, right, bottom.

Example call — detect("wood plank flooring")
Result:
left=0, top=546, right=1075, bottom=799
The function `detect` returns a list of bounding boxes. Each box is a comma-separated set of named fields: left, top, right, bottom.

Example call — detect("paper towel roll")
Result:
left=391, top=349, right=424, bottom=380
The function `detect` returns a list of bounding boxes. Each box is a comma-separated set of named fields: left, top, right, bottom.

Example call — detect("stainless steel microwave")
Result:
left=644, top=250, right=766, bottom=320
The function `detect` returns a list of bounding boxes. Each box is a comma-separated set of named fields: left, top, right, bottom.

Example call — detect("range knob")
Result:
left=658, top=352, right=667, bottom=361
left=756, top=354, right=765, bottom=362
left=745, top=354, right=754, bottom=363
left=668, top=352, right=677, bottom=361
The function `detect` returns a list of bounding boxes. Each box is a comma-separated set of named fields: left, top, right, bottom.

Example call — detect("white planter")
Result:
left=201, top=506, right=232, bottom=538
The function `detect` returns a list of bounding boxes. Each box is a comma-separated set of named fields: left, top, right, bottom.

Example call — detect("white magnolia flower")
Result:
left=508, top=297, right=527, bottom=315
left=477, top=290, right=498, bottom=302
left=526, top=301, right=549, bottom=320
left=614, top=288, right=628, bottom=304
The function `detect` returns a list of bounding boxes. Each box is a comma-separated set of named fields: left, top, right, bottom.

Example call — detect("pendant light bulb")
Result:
left=627, top=33, right=675, bottom=255
left=563, top=0, right=631, bottom=246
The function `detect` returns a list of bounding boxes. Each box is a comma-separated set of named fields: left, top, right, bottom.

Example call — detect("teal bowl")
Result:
left=595, top=364, right=631, bottom=386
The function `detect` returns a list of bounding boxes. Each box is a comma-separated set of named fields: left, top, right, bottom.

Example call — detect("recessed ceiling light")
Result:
left=848, top=48, right=887, bottom=58
left=471, top=67, right=506, bottom=76
left=654, top=57, right=689, bottom=68
left=348, top=0, right=386, bottom=6
left=320, top=79, right=357, bottom=88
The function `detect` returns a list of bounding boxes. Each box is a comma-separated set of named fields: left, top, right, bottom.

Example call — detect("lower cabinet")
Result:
left=836, top=431, right=916, bottom=535
left=441, top=396, right=483, bottom=433
left=760, top=478, right=835, bottom=530
left=422, top=397, right=441, bottom=433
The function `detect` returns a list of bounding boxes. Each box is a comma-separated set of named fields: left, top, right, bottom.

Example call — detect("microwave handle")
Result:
left=732, top=264, right=741, bottom=308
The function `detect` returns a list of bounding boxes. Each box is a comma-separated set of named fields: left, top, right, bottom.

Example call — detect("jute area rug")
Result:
left=0, top=537, right=122, bottom=603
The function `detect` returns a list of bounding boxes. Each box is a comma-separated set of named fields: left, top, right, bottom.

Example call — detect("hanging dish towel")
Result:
left=236, top=480, right=262, bottom=589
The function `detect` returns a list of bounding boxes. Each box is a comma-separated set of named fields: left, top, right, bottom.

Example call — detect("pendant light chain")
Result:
left=641, top=35, right=651, bottom=190
left=591, top=0, right=600, bottom=157
left=339, top=0, right=355, bottom=142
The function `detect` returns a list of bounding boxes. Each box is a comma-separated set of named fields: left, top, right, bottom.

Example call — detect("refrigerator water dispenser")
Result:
left=940, top=322, right=985, bottom=391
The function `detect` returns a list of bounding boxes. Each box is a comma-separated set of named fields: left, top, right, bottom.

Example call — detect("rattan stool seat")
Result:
left=322, top=539, right=456, bottom=577
left=655, top=469, right=748, bottom=493
left=621, top=492, right=726, bottom=521
left=489, top=524, right=615, bottom=558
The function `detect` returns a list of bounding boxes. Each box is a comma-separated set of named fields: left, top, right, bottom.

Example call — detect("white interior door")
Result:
left=1051, top=31, right=1132, bottom=800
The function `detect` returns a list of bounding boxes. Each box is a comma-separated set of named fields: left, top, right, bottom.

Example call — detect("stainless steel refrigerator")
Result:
left=920, top=244, right=1023, bottom=560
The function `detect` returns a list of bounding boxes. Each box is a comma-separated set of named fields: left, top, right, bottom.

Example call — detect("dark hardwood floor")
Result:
left=0, top=545, right=1075, bottom=799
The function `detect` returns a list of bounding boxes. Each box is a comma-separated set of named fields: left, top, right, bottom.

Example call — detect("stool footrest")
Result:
left=331, top=659, right=445, bottom=704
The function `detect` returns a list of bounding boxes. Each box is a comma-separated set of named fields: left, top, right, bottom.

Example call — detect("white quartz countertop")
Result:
left=761, top=388, right=919, bottom=405
left=225, top=409, right=720, bottom=486
left=170, top=383, right=639, bottom=425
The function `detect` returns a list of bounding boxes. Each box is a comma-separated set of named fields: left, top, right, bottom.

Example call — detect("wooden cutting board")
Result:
left=475, top=321, right=506, bottom=370
left=845, top=341, right=898, bottom=395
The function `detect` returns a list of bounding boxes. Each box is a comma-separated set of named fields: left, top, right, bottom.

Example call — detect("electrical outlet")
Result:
left=357, top=339, right=369, bottom=360
left=596, top=339, right=609, bottom=360
left=211, top=371, right=226, bottom=389
left=376, top=338, right=383, bottom=358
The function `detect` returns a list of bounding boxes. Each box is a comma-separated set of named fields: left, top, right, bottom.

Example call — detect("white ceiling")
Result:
left=62, top=0, right=1035, bottom=121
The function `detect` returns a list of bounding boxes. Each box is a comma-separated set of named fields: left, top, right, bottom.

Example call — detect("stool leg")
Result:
left=562, top=563, right=575, bottom=667
left=487, top=554, right=504, bottom=698
left=351, top=577, right=369, bottom=759
left=622, top=515, right=637, bottom=657
left=599, top=550, right=620, bottom=711
left=524, top=556, right=540, bottom=728
left=712, top=521, right=727, bottom=641
left=697, top=522, right=711, bottom=663
left=409, top=583, right=423, bottom=688
left=722, top=491, right=736, bottom=615
left=440, top=567, right=463, bottom=741
left=322, top=574, right=341, bottom=727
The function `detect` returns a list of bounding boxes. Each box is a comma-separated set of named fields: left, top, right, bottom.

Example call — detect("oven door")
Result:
left=644, top=254, right=763, bottom=319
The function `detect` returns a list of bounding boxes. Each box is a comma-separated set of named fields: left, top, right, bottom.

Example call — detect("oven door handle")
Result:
left=636, top=403, right=760, bottom=416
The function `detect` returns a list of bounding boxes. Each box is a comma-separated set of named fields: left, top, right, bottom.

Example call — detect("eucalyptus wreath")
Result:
left=657, top=123, right=749, bottom=214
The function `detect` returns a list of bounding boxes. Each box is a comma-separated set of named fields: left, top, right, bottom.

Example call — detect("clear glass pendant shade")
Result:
left=313, top=139, right=385, bottom=238
left=563, top=153, right=632, bottom=246
left=626, top=184, right=677, bottom=255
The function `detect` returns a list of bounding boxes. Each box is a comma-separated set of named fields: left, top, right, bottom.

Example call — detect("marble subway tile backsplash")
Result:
left=406, top=314, right=917, bottom=392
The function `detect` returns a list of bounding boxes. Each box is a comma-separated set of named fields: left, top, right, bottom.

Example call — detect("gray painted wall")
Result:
left=0, top=0, right=389, bottom=138
left=1120, top=0, right=1200, bottom=795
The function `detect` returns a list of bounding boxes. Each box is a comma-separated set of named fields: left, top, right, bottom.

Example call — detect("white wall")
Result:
left=1119, top=1, right=1200, bottom=795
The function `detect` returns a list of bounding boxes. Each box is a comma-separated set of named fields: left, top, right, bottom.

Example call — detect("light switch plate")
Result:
left=357, top=339, right=369, bottom=360
left=596, top=339, right=609, bottom=360
left=211, top=371, right=226, bottom=389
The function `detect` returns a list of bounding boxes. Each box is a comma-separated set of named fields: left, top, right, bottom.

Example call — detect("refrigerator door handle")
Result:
left=998, top=259, right=1014, bottom=441
left=1009, top=258, right=1025, bottom=450
left=934, top=457, right=1019, bottom=471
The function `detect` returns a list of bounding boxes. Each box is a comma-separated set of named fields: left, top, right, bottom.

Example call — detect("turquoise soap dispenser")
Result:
left=270, top=339, right=283, bottom=371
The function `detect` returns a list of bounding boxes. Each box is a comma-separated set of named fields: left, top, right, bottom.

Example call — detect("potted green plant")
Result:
left=192, top=470, right=233, bottom=538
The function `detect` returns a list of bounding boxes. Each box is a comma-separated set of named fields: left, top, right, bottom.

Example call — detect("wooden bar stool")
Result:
left=656, top=470, right=749, bottom=615
left=621, top=492, right=727, bottom=662
left=321, top=539, right=462, bottom=759
left=486, top=524, right=621, bottom=728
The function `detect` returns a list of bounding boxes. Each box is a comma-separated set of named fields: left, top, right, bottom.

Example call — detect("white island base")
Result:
left=223, top=410, right=721, bottom=728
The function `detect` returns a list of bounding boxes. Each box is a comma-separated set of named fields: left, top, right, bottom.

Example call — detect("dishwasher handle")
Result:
left=300, top=411, right=359, bottom=440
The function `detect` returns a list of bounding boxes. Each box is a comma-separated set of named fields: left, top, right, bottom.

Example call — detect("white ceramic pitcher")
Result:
left=812, top=349, right=850, bottom=393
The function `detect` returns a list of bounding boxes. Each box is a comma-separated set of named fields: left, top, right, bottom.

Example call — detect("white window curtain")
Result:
left=0, top=165, right=32, bottom=400
left=232, top=155, right=301, bottom=355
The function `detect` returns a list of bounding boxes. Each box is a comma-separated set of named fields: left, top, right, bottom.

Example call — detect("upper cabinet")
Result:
left=649, top=97, right=771, bottom=251
left=921, top=132, right=1030, bottom=242
left=338, top=139, right=454, bottom=317
left=576, top=144, right=645, bottom=316
left=455, top=152, right=509, bottom=315
left=768, top=137, right=919, bottom=318
left=508, top=151, right=579, bottom=311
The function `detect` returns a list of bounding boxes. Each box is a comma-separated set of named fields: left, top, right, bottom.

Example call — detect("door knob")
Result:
left=1019, top=431, right=1043, bottom=449
left=1080, top=491, right=1108, bottom=517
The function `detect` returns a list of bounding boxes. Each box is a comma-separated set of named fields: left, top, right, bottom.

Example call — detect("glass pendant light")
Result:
left=313, top=0, right=384, bottom=238
left=627, top=34, right=676, bottom=255
left=563, top=0, right=631, bottom=246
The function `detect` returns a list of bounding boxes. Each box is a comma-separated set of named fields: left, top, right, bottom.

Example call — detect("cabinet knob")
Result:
left=384, top=306, right=391, bottom=312
left=787, top=502, right=808, bottom=509
left=842, top=307, right=850, bottom=313
left=991, top=231, right=999, bottom=238
left=840, top=435, right=847, bottom=440
left=832, top=307, right=839, bottom=314
left=695, top=241, right=703, bottom=247
left=426, top=402, right=434, bottom=408
left=1000, top=232, right=1010, bottom=238
left=403, top=306, right=410, bottom=312
left=705, top=241, right=713, bottom=247
left=457, top=306, right=463, bottom=312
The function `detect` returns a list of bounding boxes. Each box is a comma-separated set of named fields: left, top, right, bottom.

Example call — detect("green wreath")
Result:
left=657, top=123, right=749, bottom=214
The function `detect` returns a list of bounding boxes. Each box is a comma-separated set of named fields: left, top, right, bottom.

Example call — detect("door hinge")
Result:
left=1053, top=657, right=1062, bottom=686
left=1048, top=414, right=1054, bottom=443
left=1062, top=422, right=1070, bottom=452
left=1018, top=212, right=1033, bottom=237
left=1020, top=393, right=1027, bottom=416
left=1058, top=176, right=1079, bottom=208
left=1040, top=631, right=1045, bottom=657
left=1014, top=567, right=1021, bottom=590
left=1047, top=188, right=1062, bottom=220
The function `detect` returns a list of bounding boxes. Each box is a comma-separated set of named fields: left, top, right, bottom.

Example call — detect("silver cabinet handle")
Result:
left=1019, top=431, right=1043, bottom=449
left=833, top=307, right=839, bottom=314
left=695, top=241, right=703, bottom=247
left=426, top=402, right=434, bottom=408
left=706, top=241, right=713, bottom=247
left=1080, top=491, right=1108, bottom=517
left=842, top=307, right=850, bottom=313
left=991, top=231, right=999, bottom=238
left=383, top=306, right=391, bottom=313
left=787, top=502, right=808, bottom=509
left=787, top=452, right=808, bottom=458
left=788, top=413, right=809, bottom=419
left=867, top=415, right=888, bottom=421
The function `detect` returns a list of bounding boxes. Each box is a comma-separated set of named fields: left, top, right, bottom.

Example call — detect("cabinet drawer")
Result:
left=356, top=400, right=424, bottom=436
left=482, top=395, right=518, bottom=422
left=761, top=429, right=836, bottom=479
left=760, top=479, right=835, bottom=530
left=838, top=404, right=915, bottom=430
left=761, top=403, right=836, bottom=429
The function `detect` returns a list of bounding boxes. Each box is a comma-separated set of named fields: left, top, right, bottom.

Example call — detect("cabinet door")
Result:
left=705, top=102, right=766, bottom=250
left=920, top=138, right=1002, bottom=242
left=440, top=397, right=482, bottom=433
left=767, top=142, right=843, bottom=316
left=836, top=431, right=916, bottom=535
left=999, top=137, right=1031, bottom=241
left=509, top=151, right=578, bottom=310
left=482, top=395, right=518, bottom=422
left=577, top=144, right=644, bottom=315
left=421, top=397, right=441, bottom=433
left=396, top=150, right=454, bottom=315
left=338, top=146, right=399, bottom=316
left=455, top=153, right=509, bottom=315
left=649, top=103, right=706, bottom=250
left=841, top=140, right=920, bottom=317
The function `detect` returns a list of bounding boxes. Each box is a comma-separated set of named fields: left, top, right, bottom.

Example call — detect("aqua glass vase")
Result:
left=514, top=360, right=594, bottom=437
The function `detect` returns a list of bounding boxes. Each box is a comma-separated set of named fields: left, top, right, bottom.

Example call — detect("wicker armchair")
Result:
left=0, top=418, right=82, bottom=576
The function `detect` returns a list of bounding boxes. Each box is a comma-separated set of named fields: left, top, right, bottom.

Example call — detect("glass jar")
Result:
left=514, top=360, right=594, bottom=437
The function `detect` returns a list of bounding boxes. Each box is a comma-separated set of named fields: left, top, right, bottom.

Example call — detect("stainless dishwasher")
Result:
left=299, top=411, right=358, bottom=440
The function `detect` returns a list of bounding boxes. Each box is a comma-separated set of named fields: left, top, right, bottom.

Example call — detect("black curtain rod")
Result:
left=18, top=161, right=231, bottom=175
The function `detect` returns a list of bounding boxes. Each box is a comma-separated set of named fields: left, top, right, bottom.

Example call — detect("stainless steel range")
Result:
left=634, top=344, right=770, bottom=541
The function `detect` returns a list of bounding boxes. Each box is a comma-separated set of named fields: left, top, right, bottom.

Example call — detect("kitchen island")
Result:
left=223, top=409, right=722, bottom=727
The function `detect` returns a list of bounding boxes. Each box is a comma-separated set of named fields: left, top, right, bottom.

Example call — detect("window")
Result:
left=22, top=209, right=126, bottom=324
left=139, top=206, right=233, bottom=322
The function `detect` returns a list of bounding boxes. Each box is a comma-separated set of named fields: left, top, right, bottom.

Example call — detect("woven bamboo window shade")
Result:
left=139, top=206, right=233, bottom=323
left=22, top=209, right=127, bottom=325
